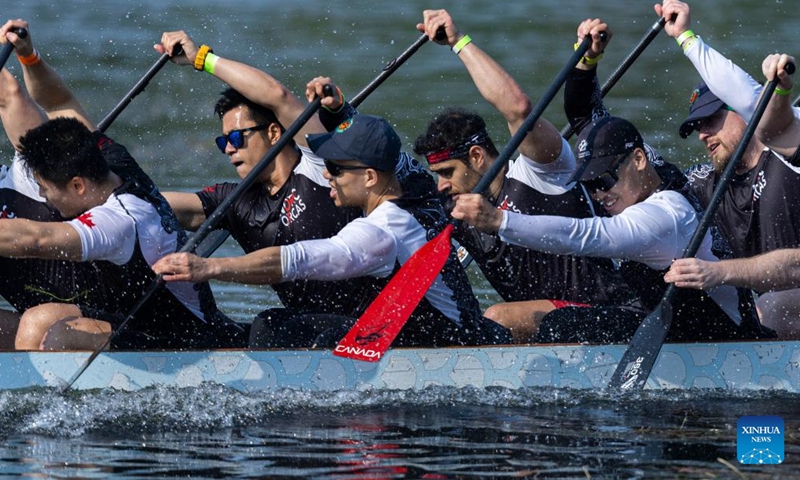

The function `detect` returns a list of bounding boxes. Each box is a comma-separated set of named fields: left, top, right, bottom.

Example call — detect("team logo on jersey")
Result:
left=497, top=196, right=521, bottom=214
left=752, top=170, right=767, bottom=202
left=76, top=212, right=96, bottom=228
left=335, top=118, right=354, bottom=133
left=0, top=205, right=16, bottom=219
left=280, top=189, right=307, bottom=226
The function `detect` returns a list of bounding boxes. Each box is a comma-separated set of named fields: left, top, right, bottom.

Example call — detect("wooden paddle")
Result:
left=608, top=63, right=796, bottom=391
left=0, top=27, right=27, bottom=69
left=334, top=34, right=600, bottom=362
left=61, top=86, right=334, bottom=391
left=560, top=17, right=668, bottom=139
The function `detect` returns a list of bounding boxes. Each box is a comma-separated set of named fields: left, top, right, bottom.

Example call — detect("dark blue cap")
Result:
left=306, top=114, right=401, bottom=172
left=679, top=82, right=726, bottom=138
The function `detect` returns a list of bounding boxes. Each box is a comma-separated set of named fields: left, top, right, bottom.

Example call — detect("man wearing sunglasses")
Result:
left=155, top=31, right=381, bottom=345
left=412, top=10, right=634, bottom=343
left=154, top=113, right=511, bottom=348
left=451, top=115, right=773, bottom=344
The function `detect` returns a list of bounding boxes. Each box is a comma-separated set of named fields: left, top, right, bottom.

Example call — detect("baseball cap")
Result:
left=306, top=114, right=401, bottom=172
left=569, top=116, right=644, bottom=183
left=678, top=82, right=726, bottom=138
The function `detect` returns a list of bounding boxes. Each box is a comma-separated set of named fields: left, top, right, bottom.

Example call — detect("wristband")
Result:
left=580, top=53, right=603, bottom=65
left=573, top=41, right=603, bottom=65
left=775, top=85, right=792, bottom=96
left=203, top=52, right=219, bottom=75
left=676, top=30, right=696, bottom=48
left=452, top=35, right=472, bottom=54
left=322, top=86, right=346, bottom=113
left=194, top=44, right=213, bottom=71
left=17, top=48, right=41, bottom=66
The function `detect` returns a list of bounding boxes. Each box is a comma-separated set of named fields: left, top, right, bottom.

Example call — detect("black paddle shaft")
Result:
left=96, top=47, right=183, bottom=132
left=471, top=34, right=600, bottom=196
left=608, top=63, right=795, bottom=392
left=350, top=28, right=445, bottom=108
left=560, top=18, right=667, bottom=139
left=0, top=28, right=28, bottom=70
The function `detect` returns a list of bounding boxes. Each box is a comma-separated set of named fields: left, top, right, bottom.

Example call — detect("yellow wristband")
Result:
left=775, top=85, right=792, bottom=96
left=676, top=30, right=696, bottom=47
left=17, top=48, right=41, bottom=66
left=203, top=52, right=219, bottom=75
left=194, top=44, right=213, bottom=71
left=581, top=53, right=603, bottom=65
left=452, top=35, right=472, bottom=54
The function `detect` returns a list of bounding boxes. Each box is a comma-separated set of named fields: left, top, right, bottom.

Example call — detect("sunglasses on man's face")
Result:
left=582, top=153, right=629, bottom=193
left=215, top=124, right=268, bottom=153
left=324, top=160, right=370, bottom=177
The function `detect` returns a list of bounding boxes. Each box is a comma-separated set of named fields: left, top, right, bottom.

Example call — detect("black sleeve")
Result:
left=318, top=101, right=358, bottom=132
left=563, top=67, right=609, bottom=135
left=196, top=182, right=236, bottom=230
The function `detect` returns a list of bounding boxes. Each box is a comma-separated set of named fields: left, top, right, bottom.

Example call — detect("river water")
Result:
left=1, top=0, right=799, bottom=478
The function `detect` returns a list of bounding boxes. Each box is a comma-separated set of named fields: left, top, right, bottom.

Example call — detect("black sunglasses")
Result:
left=215, top=124, right=268, bottom=152
left=324, top=160, right=370, bottom=177
left=582, top=153, right=629, bottom=193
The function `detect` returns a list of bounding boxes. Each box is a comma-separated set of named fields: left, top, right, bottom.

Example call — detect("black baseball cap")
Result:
left=678, top=82, right=726, bottom=138
left=569, top=116, right=644, bottom=183
left=306, top=114, right=401, bottom=172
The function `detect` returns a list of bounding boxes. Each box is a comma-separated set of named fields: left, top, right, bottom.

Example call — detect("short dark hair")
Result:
left=19, top=117, right=109, bottom=186
left=413, top=107, right=498, bottom=163
left=214, top=87, right=284, bottom=133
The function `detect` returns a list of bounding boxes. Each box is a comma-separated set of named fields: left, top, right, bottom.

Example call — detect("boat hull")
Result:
left=2, top=341, right=799, bottom=392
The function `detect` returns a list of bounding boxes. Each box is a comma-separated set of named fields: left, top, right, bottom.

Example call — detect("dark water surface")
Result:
left=1, top=0, right=799, bottom=478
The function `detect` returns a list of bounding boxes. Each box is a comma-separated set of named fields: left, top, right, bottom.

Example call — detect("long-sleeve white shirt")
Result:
left=497, top=190, right=742, bottom=322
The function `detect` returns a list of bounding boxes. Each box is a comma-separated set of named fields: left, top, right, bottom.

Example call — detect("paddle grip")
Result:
left=13, top=27, right=28, bottom=39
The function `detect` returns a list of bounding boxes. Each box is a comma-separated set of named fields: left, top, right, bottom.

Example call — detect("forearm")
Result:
left=204, top=247, right=283, bottom=284
left=0, top=219, right=83, bottom=260
left=756, top=89, right=800, bottom=158
left=563, top=67, right=607, bottom=134
left=722, top=249, right=800, bottom=292
left=21, top=57, right=94, bottom=129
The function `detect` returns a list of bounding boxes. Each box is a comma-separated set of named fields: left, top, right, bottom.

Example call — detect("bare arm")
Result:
left=0, top=218, right=83, bottom=260
left=0, top=20, right=95, bottom=130
left=162, top=191, right=207, bottom=231
left=665, top=249, right=800, bottom=292
left=0, top=68, right=46, bottom=150
left=155, top=31, right=324, bottom=147
left=152, top=247, right=283, bottom=285
left=756, top=54, right=800, bottom=158
left=418, top=10, right=563, bottom=164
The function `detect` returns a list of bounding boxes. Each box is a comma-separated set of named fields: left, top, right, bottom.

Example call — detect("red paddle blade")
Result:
left=334, top=224, right=454, bottom=361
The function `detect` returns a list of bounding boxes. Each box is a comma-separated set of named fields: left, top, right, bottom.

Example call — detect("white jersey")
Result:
left=498, top=190, right=742, bottom=323
left=280, top=200, right=462, bottom=324
left=67, top=191, right=204, bottom=320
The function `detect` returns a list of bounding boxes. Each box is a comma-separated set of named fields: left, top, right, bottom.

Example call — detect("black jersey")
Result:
left=197, top=147, right=373, bottom=314
left=684, top=149, right=800, bottom=260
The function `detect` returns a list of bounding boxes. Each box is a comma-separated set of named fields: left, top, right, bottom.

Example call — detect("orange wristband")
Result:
left=17, top=48, right=41, bottom=66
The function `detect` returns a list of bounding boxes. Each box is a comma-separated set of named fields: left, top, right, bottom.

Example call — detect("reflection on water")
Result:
left=0, top=385, right=798, bottom=478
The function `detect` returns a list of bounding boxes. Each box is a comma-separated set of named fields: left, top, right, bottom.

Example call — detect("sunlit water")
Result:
left=1, top=0, right=798, bottom=477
